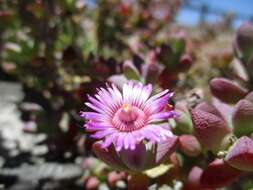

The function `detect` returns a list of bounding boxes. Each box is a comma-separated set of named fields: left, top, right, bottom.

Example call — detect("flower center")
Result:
left=112, top=104, right=147, bottom=132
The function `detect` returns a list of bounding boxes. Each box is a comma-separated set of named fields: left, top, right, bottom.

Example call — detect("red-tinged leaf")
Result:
left=235, top=22, right=253, bottom=63
left=185, top=166, right=213, bottom=190
left=245, top=91, right=253, bottom=103
left=233, top=99, right=253, bottom=137
left=195, top=101, right=223, bottom=118
left=178, top=54, right=192, bottom=72
left=210, top=78, right=248, bottom=104
left=179, top=135, right=201, bottom=157
left=200, top=159, right=242, bottom=188
left=92, top=141, right=128, bottom=171
left=212, top=98, right=234, bottom=124
left=158, top=68, right=179, bottom=89
left=226, top=136, right=253, bottom=171
left=191, top=109, right=230, bottom=151
left=155, top=136, right=178, bottom=164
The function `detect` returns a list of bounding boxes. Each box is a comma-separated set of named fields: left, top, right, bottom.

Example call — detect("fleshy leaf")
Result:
left=195, top=101, right=223, bottom=118
left=200, top=159, right=242, bottom=188
left=234, top=22, right=253, bottom=63
left=155, top=136, right=178, bottom=164
left=92, top=141, right=128, bottom=171
left=210, top=78, right=247, bottom=104
left=245, top=91, right=253, bottom=103
left=191, top=109, right=230, bottom=152
left=185, top=167, right=207, bottom=190
left=175, top=110, right=193, bottom=134
left=123, top=60, right=140, bottom=80
left=145, top=164, right=172, bottom=178
left=226, top=136, right=253, bottom=172
left=179, top=135, right=201, bottom=157
left=142, top=62, right=163, bottom=84
left=233, top=99, right=253, bottom=137
left=178, top=54, right=192, bottom=72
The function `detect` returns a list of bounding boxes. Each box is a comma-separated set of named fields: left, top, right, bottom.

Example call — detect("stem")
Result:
left=127, top=173, right=149, bottom=190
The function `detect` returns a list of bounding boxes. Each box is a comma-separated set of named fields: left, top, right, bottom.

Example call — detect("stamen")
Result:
left=112, top=105, right=147, bottom=132
left=123, top=104, right=131, bottom=112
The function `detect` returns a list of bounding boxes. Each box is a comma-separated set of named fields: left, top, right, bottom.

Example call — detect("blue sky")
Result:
left=176, top=0, right=253, bottom=28
left=87, top=0, right=253, bottom=28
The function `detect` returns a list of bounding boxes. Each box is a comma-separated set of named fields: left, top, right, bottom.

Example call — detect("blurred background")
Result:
left=178, top=0, right=253, bottom=28
left=0, top=0, right=253, bottom=190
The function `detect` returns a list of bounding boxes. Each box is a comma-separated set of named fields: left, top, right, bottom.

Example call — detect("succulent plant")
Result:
left=3, top=1, right=253, bottom=189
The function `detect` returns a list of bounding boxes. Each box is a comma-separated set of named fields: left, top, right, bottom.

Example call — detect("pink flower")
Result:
left=81, top=82, right=177, bottom=151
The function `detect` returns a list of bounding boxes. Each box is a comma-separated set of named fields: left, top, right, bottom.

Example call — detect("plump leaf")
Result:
left=123, top=60, right=141, bottom=80
left=226, top=136, right=253, bottom=172
left=179, top=135, right=201, bottom=157
left=210, top=78, right=248, bottom=104
left=234, top=22, right=253, bottom=63
left=191, top=109, right=230, bottom=152
left=233, top=99, right=253, bottom=137
left=200, top=159, right=242, bottom=188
